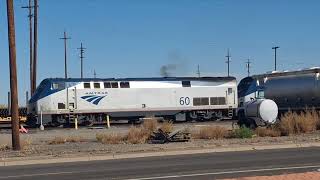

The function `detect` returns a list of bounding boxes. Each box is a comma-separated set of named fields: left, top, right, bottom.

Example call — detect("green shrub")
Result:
left=230, top=126, right=254, bottom=139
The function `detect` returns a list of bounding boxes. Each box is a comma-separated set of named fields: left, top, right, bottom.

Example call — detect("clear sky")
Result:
left=0, top=0, right=320, bottom=105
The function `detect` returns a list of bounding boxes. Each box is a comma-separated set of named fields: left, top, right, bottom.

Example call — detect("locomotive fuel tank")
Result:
left=238, top=99, right=278, bottom=128
left=244, top=99, right=278, bottom=125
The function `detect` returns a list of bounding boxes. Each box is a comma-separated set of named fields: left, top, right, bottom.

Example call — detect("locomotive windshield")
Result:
left=29, top=79, right=51, bottom=103
left=237, top=77, right=254, bottom=98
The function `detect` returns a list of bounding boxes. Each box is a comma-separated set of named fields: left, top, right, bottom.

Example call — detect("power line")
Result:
left=60, top=31, right=71, bottom=79
left=225, top=48, right=231, bottom=77
left=77, top=43, right=86, bottom=79
left=246, top=58, right=252, bottom=77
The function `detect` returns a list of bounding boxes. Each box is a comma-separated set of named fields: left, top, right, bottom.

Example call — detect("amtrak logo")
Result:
left=81, top=95, right=106, bottom=105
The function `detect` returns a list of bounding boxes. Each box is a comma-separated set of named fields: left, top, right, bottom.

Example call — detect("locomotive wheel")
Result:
left=49, top=121, right=61, bottom=127
left=82, top=120, right=94, bottom=126
left=245, top=118, right=257, bottom=129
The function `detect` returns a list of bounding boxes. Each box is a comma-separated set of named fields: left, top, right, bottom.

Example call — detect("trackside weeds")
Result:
left=71, top=110, right=320, bottom=144
left=0, top=111, right=320, bottom=158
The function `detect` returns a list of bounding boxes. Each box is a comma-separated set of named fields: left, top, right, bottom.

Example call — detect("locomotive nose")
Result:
left=27, top=100, right=37, bottom=114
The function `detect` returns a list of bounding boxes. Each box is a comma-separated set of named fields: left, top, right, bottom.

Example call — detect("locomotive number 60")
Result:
left=179, top=97, right=190, bottom=105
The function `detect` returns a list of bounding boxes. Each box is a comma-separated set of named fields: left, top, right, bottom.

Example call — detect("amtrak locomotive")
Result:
left=27, top=77, right=238, bottom=126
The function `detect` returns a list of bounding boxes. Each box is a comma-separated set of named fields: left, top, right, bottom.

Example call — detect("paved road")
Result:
left=1, top=147, right=320, bottom=180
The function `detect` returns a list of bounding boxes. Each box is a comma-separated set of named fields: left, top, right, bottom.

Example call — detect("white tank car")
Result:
left=27, top=77, right=238, bottom=126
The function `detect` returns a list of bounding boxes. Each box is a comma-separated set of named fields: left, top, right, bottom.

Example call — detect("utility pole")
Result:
left=60, top=31, right=71, bottom=79
left=26, top=91, right=29, bottom=107
left=94, top=69, right=97, bottom=78
left=225, top=48, right=231, bottom=77
left=246, top=59, right=251, bottom=77
left=272, top=46, right=279, bottom=71
left=6, top=0, right=21, bottom=150
left=77, top=43, right=86, bottom=79
left=8, top=92, right=11, bottom=115
left=196, top=64, right=201, bottom=77
left=32, top=0, right=38, bottom=95
left=22, top=0, right=34, bottom=96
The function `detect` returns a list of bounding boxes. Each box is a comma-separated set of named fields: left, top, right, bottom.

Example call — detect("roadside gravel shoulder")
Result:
left=1, top=132, right=320, bottom=166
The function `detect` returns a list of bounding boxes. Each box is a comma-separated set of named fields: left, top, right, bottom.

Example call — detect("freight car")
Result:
left=26, top=77, right=238, bottom=127
left=238, top=67, right=320, bottom=112
left=0, top=107, right=27, bottom=124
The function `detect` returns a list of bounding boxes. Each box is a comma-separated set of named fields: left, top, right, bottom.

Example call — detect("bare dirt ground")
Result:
left=221, top=172, right=320, bottom=180
left=1, top=121, right=320, bottom=160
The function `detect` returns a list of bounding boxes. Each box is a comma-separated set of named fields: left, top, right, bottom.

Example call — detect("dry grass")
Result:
left=305, top=110, right=320, bottom=130
left=159, top=121, right=173, bottom=133
left=142, top=119, right=158, bottom=133
left=298, top=111, right=318, bottom=133
left=193, top=126, right=229, bottom=139
left=0, top=144, right=10, bottom=151
left=21, top=138, right=33, bottom=150
left=95, top=120, right=159, bottom=145
left=255, top=127, right=281, bottom=137
left=48, top=136, right=84, bottom=145
left=48, top=137, right=67, bottom=145
left=66, top=136, right=84, bottom=143
left=96, top=133, right=126, bottom=144
left=127, top=126, right=150, bottom=144
left=278, top=110, right=319, bottom=135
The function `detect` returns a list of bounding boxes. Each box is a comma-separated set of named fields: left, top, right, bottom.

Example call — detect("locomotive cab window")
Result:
left=182, top=81, right=191, bottom=87
left=52, top=82, right=65, bottom=90
left=104, top=82, right=111, bottom=88
left=120, top=82, right=130, bottom=88
left=58, top=103, right=65, bottom=109
left=84, top=83, right=91, bottom=89
left=257, top=90, right=265, bottom=99
left=111, top=82, right=118, bottom=88
left=94, top=83, right=101, bottom=89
